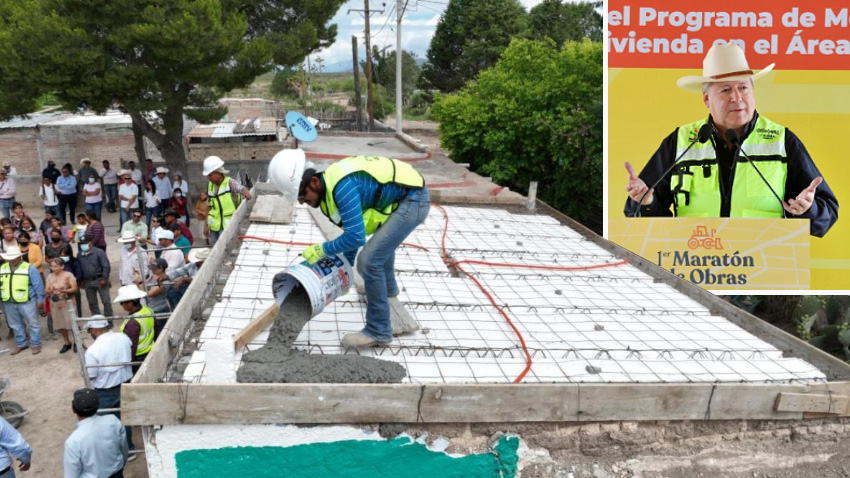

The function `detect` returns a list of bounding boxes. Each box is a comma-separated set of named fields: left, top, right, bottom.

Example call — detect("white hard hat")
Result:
left=113, top=285, right=149, bottom=303
left=202, top=156, right=227, bottom=176
left=268, top=148, right=308, bottom=201
left=85, top=315, right=110, bottom=329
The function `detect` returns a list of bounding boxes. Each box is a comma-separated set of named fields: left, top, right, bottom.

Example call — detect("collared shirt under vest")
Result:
left=319, top=156, right=425, bottom=235
left=1, top=261, right=32, bottom=303
left=669, top=114, right=787, bottom=218
left=120, top=305, right=155, bottom=357
left=207, top=177, right=241, bottom=232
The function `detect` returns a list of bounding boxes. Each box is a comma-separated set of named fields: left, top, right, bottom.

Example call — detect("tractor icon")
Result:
left=687, top=226, right=723, bottom=250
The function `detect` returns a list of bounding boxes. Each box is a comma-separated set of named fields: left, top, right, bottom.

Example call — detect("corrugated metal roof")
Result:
left=0, top=112, right=70, bottom=129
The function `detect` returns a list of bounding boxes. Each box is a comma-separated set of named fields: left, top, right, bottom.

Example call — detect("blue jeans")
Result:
left=44, top=204, right=61, bottom=217
left=5, top=300, right=41, bottom=348
left=96, top=385, right=135, bottom=451
left=0, top=464, right=16, bottom=477
left=0, top=198, right=13, bottom=220
left=356, top=188, right=430, bottom=342
left=105, top=184, right=118, bottom=210
left=85, top=201, right=103, bottom=221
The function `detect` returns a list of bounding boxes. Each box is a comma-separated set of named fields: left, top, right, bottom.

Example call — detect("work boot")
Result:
left=341, top=332, right=389, bottom=348
left=9, top=346, right=28, bottom=355
left=31, top=346, right=41, bottom=355
left=59, top=343, right=73, bottom=354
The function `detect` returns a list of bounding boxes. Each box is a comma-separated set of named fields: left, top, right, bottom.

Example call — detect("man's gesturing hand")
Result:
left=784, top=176, right=822, bottom=216
left=625, top=162, right=653, bottom=205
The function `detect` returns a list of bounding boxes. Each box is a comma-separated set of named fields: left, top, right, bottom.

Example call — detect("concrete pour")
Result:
left=236, top=287, right=407, bottom=384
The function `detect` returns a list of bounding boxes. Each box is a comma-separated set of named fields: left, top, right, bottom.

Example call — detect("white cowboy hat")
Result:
left=156, top=166, right=169, bottom=174
left=85, top=315, right=110, bottom=329
left=677, top=42, right=775, bottom=93
left=0, top=245, right=24, bottom=261
left=188, top=247, right=210, bottom=264
left=113, top=285, right=149, bottom=303
left=80, top=157, right=92, bottom=165
left=158, top=229, right=174, bottom=241
left=116, top=230, right=137, bottom=243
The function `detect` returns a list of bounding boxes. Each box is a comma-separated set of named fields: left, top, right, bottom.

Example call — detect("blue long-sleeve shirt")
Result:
left=28, top=263, right=45, bottom=303
left=320, top=172, right=410, bottom=264
left=1, top=416, right=33, bottom=471
left=56, top=175, right=78, bottom=195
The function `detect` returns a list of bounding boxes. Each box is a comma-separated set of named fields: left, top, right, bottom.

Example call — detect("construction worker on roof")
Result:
left=269, top=149, right=431, bottom=348
left=201, top=156, right=253, bottom=245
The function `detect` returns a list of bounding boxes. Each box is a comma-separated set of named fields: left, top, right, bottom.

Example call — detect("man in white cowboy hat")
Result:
left=151, top=166, right=172, bottom=218
left=0, top=245, right=45, bottom=355
left=112, top=285, right=155, bottom=374
left=117, top=231, right=144, bottom=287
left=163, top=247, right=209, bottom=306
left=201, top=156, right=252, bottom=245
left=624, top=42, right=838, bottom=237
left=2, top=161, right=17, bottom=176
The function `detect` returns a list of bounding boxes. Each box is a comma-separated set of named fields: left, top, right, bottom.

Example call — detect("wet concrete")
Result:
left=237, top=287, right=407, bottom=384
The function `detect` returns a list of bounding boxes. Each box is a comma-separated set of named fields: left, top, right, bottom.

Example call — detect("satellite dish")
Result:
left=285, top=111, right=318, bottom=143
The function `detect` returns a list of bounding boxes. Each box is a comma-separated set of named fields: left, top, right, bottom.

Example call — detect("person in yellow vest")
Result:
left=0, top=245, right=45, bottom=355
left=623, top=42, right=838, bottom=237
left=269, top=149, right=430, bottom=348
left=201, top=156, right=252, bottom=245
left=112, top=285, right=154, bottom=374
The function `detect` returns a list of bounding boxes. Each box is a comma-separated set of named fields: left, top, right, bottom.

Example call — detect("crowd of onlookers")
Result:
left=0, top=154, right=252, bottom=477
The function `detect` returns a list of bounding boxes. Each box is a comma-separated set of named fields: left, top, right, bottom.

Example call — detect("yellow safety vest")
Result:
left=319, top=156, right=424, bottom=235
left=207, top=177, right=240, bottom=232
left=670, top=115, right=787, bottom=218
left=120, top=305, right=155, bottom=357
left=0, top=261, right=31, bottom=303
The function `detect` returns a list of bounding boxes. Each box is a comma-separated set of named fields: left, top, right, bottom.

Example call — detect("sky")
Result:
left=314, top=0, right=547, bottom=72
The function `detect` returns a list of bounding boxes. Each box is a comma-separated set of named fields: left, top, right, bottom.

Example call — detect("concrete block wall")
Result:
left=220, top=98, right=277, bottom=119
left=39, top=123, right=148, bottom=168
left=186, top=142, right=287, bottom=163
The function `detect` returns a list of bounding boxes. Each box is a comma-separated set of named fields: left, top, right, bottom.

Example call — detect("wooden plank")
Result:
left=776, top=392, right=850, bottom=414
left=121, top=382, right=850, bottom=426
left=122, top=383, right=421, bottom=426
left=233, top=304, right=280, bottom=351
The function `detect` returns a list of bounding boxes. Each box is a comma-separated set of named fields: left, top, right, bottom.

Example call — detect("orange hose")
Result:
left=450, top=259, right=630, bottom=271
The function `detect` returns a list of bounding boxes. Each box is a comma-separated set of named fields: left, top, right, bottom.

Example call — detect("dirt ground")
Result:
left=1, top=206, right=159, bottom=477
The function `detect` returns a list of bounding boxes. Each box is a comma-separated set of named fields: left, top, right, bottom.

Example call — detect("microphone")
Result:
left=725, top=129, right=786, bottom=218
left=634, top=123, right=713, bottom=217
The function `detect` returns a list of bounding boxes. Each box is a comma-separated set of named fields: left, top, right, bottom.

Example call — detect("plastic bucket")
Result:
left=272, top=254, right=353, bottom=317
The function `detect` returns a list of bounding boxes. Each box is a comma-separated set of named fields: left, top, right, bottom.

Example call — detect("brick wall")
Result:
left=220, top=99, right=277, bottom=119
left=39, top=123, right=163, bottom=170
left=0, top=128, right=40, bottom=175
left=187, top=142, right=289, bottom=163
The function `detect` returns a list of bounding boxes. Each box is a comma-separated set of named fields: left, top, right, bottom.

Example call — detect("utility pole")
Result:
left=349, top=2, right=383, bottom=130
left=396, top=0, right=404, bottom=134
left=352, top=35, right=363, bottom=132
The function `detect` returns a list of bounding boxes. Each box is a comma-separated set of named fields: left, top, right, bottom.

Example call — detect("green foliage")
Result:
left=420, top=0, right=528, bottom=93
left=371, top=84, right=395, bottom=121
left=325, top=77, right=356, bottom=94
left=270, top=66, right=300, bottom=98
left=368, top=48, right=421, bottom=102
left=432, top=39, right=602, bottom=230
left=528, top=0, right=602, bottom=45
left=0, top=0, right=344, bottom=171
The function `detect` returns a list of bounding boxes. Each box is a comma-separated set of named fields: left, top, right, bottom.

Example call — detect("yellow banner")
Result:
left=609, top=218, right=810, bottom=290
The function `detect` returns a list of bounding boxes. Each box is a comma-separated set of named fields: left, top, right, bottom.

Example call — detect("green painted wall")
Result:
left=175, top=435, right=519, bottom=477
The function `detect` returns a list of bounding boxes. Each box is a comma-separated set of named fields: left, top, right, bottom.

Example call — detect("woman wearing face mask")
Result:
left=45, top=257, right=78, bottom=353
left=167, top=188, right=189, bottom=224
left=45, top=228, right=73, bottom=260
left=59, top=249, right=83, bottom=314
left=172, top=172, right=190, bottom=226
left=82, top=172, right=103, bottom=221
left=17, top=231, right=43, bottom=275
left=17, top=217, right=43, bottom=248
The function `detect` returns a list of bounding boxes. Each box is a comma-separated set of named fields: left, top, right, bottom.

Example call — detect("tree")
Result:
left=528, top=0, right=603, bottom=45
left=432, top=39, right=603, bottom=230
left=270, top=66, right=301, bottom=99
left=0, top=0, right=344, bottom=172
left=419, top=0, right=527, bottom=93
left=370, top=48, right=421, bottom=103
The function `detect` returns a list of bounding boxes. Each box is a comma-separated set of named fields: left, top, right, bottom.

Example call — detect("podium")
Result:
left=608, top=218, right=810, bottom=290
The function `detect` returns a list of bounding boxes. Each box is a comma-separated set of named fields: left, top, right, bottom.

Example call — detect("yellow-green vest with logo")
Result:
left=207, top=176, right=241, bottom=232
left=670, top=116, right=787, bottom=218
left=120, top=305, right=155, bottom=357
left=319, top=156, right=425, bottom=234
left=0, top=261, right=31, bottom=303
